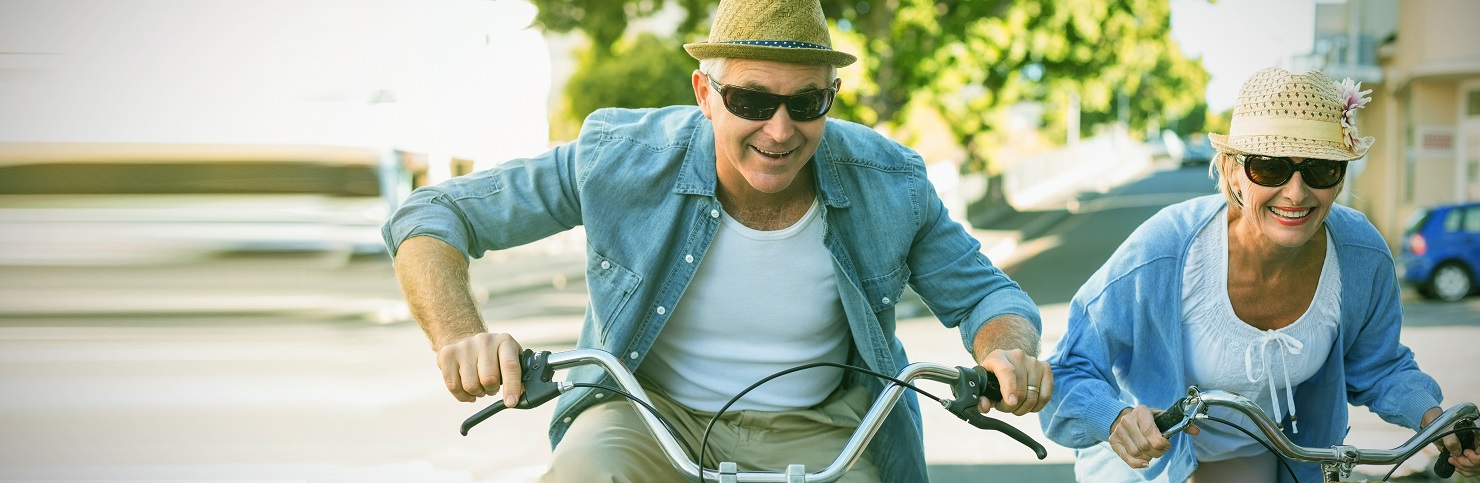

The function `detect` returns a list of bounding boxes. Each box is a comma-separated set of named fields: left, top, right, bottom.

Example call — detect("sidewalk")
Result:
left=967, top=137, right=1164, bottom=268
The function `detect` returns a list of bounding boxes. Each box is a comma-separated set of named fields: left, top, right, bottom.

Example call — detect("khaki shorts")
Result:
left=541, top=382, right=879, bottom=483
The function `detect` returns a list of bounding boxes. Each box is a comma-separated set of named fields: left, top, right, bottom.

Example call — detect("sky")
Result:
left=0, top=0, right=1328, bottom=153
left=1170, top=0, right=1320, bottom=113
left=0, top=0, right=552, bottom=169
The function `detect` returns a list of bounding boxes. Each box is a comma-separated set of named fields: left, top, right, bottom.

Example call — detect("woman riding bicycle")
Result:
left=1037, top=67, right=1480, bottom=482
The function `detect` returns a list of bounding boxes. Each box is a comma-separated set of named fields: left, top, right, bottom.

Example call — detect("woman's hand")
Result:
left=1109, top=405, right=1199, bottom=468
left=1423, top=407, right=1480, bottom=477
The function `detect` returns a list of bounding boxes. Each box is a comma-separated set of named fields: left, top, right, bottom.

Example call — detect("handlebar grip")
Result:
left=969, top=366, right=1004, bottom=402
left=1434, top=418, right=1476, bottom=479
left=1155, top=401, right=1186, bottom=434
left=459, top=349, right=561, bottom=436
left=1437, top=455, right=1456, bottom=479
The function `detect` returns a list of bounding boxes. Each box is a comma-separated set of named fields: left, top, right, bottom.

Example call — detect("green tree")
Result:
left=900, top=0, right=1208, bottom=173
left=555, top=33, right=698, bottom=139
left=528, top=0, right=672, bottom=59
left=1073, top=35, right=1211, bottom=140
left=526, top=0, right=1209, bottom=178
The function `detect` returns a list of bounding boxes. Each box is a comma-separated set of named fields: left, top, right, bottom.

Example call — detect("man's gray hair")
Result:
left=699, top=58, right=837, bottom=84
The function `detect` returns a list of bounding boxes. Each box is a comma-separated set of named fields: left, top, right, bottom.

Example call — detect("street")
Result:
left=1, top=163, right=1477, bottom=482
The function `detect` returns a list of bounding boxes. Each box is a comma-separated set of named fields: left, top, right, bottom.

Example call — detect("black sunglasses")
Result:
left=705, top=74, right=836, bottom=122
left=1237, top=154, right=1347, bottom=189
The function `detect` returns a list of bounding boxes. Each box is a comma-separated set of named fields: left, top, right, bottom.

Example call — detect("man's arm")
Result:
left=395, top=236, right=524, bottom=406
left=971, top=314, right=1051, bottom=416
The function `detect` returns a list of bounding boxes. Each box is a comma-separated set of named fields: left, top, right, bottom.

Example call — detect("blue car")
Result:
left=1400, top=201, right=1480, bottom=302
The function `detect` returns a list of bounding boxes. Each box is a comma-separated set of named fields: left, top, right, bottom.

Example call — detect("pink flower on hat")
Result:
left=1336, top=78, right=1374, bottom=154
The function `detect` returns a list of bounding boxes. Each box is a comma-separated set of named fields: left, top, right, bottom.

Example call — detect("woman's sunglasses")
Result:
left=706, top=74, right=836, bottom=122
left=1237, top=154, right=1347, bottom=189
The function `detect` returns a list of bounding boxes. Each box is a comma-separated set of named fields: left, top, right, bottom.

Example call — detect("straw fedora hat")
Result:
left=684, top=0, right=856, bottom=67
left=1210, top=67, right=1374, bottom=161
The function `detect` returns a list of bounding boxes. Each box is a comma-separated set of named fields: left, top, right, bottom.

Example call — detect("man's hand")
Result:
left=436, top=332, right=525, bottom=405
left=977, top=348, right=1052, bottom=416
left=1423, top=406, right=1480, bottom=477
left=971, top=314, right=1051, bottom=416
left=1108, top=405, right=1198, bottom=468
left=392, top=237, right=524, bottom=405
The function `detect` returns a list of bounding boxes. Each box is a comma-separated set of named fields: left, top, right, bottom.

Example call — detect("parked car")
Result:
left=1146, top=129, right=1185, bottom=164
left=1181, top=134, right=1216, bottom=167
left=1399, top=201, right=1480, bottom=302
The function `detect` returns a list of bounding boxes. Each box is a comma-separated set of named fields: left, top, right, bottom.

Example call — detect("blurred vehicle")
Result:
left=1400, top=201, right=1480, bottom=302
left=0, top=143, right=411, bottom=266
left=1180, top=134, right=1215, bottom=167
left=1146, top=130, right=1186, bottom=164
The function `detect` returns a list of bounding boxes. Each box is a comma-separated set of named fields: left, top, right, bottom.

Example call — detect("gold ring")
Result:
left=1026, top=385, right=1040, bottom=393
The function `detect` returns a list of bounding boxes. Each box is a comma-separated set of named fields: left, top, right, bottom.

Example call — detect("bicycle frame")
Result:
left=460, top=348, right=1046, bottom=483
left=1159, top=385, right=1479, bottom=481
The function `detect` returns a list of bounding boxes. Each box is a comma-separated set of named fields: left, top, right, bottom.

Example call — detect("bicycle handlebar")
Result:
left=461, top=348, right=1047, bottom=483
left=1154, top=385, right=1478, bottom=480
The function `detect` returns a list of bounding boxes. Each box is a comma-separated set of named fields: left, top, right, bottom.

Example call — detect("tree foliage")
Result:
left=526, top=0, right=1210, bottom=174
left=557, top=33, right=697, bottom=138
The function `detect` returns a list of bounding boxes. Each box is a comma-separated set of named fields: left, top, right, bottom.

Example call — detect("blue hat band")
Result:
left=720, top=40, right=830, bottom=50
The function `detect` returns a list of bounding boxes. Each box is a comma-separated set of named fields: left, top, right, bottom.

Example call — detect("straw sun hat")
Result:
left=1209, top=67, right=1375, bottom=161
left=684, top=0, right=856, bottom=67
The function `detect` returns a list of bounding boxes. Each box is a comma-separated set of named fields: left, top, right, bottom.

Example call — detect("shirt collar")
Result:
left=673, top=114, right=851, bottom=209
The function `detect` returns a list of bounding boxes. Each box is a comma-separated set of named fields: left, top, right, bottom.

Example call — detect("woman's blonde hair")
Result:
left=1212, top=151, right=1241, bottom=207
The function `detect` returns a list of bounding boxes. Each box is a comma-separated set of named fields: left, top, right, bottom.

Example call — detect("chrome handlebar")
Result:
left=1157, top=385, right=1478, bottom=479
left=460, top=348, right=1046, bottom=483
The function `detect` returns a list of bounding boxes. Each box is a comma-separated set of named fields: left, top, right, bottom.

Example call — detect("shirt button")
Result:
left=684, top=254, right=694, bottom=263
left=629, top=351, right=639, bottom=360
left=710, top=209, right=720, bottom=218
left=594, top=392, right=605, bottom=399
left=562, top=417, right=572, bottom=423
left=600, top=260, right=611, bottom=270
left=882, top=296, right=891, bottom=304
left=656, top=306, right=666, bottom=315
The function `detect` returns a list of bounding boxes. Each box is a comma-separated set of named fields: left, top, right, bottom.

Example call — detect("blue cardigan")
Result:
left=1038, top=195, right=1443, bottom=482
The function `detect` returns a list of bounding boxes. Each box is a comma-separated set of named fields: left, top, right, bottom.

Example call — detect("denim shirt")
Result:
left=384, top=106, right=1041, bottom=481
left=1039, top=195, right=1443, bottom=483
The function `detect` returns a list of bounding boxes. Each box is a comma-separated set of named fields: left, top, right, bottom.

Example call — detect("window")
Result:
left=1465, top=206, right=1480, bottom=233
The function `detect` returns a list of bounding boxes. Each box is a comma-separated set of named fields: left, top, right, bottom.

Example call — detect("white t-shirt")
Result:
left=1181, top=207, right=1340, bottom=461
left=639, top=200, right=850, bottom=412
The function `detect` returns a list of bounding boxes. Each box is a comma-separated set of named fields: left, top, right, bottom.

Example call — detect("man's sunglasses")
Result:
left=1237, top=154, right=1347, bottom=189
left=705, top=74, right=836, bottom=122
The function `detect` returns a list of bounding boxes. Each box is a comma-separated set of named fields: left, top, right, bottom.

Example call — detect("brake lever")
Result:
left=941, top=365, right=1048, bottom=460
left=459, top=349, right=562, bottom=436
left=1155, top=386, right=1204, bottom=439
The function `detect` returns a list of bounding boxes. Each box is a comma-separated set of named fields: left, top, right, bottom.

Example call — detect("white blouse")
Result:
left=1181, top=207, right=1340, bottom=461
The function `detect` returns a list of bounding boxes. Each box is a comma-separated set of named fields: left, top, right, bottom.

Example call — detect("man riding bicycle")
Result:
left=381, top=0, right=1052, bottom=481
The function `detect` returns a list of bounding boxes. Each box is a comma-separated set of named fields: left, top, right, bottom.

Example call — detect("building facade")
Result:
left=1306, top=0, right=1480, bottom=248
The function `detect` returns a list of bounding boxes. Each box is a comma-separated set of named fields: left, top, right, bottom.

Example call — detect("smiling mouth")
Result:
left=753, top=146, right=795, bottom=158
left=1269, top=206, right=1312, bottom=219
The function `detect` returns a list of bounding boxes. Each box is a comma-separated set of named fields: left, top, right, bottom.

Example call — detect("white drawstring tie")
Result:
left=1245, top=330, right=1304, bottom=433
